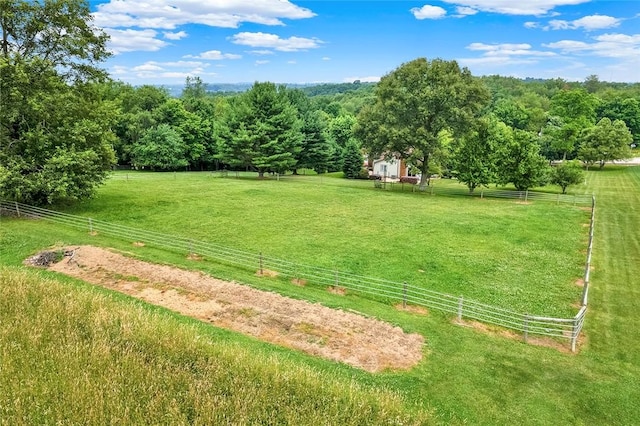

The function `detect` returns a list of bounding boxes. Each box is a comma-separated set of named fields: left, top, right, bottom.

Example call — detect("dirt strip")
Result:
left=45, top=246, right=424, bottom=372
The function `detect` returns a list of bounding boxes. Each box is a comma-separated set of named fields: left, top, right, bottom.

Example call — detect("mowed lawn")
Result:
left=47, top=171, right=588, bottom=317
left=1, top=167, right=639, bottom=424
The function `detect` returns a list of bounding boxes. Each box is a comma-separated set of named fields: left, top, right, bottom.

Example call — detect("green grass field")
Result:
left=1, top=168, right=639, bottom=424
left=7, top=171, right=588, bottom=316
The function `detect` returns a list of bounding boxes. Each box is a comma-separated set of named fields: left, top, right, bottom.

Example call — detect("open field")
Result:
left=1, top=168, right=639, bottom=424
left=5, top=171, right=588, bottom=317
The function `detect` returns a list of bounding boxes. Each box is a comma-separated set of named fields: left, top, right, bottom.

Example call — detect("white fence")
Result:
left=1, top=199, right=590, bottom=351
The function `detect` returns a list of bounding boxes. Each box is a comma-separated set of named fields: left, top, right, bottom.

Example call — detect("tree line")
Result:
left=0, top=0, right=638, bottom=205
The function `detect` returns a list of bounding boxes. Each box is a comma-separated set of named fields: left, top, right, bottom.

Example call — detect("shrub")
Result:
left=399, top=176, right=418, bottom=185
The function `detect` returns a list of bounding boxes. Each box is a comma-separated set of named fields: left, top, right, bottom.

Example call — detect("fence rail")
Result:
left=1, top=199, right=589, bottom=351
left=373, top=182, right=594, bottom=205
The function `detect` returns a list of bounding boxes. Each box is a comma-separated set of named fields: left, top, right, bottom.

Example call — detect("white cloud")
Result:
left=467, top=42, right=556, bottom=57
left=107, top=61, right=217, bottom=82
left=343, top=76, right=380, bottom=83
left=456, top=6, right=478, bottom=15
left=163, top=31, right=187, bottom=40
left=287, top=60, right=297, bottom=64
left=460, top=42, right=556, bottom=68
left=249, top=50, right=275, bottom=55
left=133, top=63, right=164, bottom=72
left=93, top=0, right=315, bottom=30
left=322, top=57, right=331, bottom=61
left=547, top=15, right=621, bottom=31
left=105, top=29, right=168, bottom=54
left=230, top=32, right=323, bottom=52
left=255, top=60, right=270, bottom=65
left=441, top=0, right=589, bottom=16
left=184, top=50, right=242, bottom=60
left=544, top=33, right=640, bottom=58
left=524, top=22, right=540, bottom=29
left=411, top=5, right=447, bottom=20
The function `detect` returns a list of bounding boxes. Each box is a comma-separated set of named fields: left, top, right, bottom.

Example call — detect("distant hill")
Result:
left=158, top=81, right=377, bottom=98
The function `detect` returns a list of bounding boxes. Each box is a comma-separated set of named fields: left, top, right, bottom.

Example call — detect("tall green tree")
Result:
left=451, top=117, right=509, bottom=193
left=217, top=82, right=303, bottom=177
left=578, top=118, right=633, bottom=169
left=130, top=124, right=188, bottom=171
left=0, top=0, right=116, bottom=205
left=342, top=140, right=363, bottom=179
left=597, top=97, right=640, bottom=144
left=496, top=130, right=550, bottom=191
left=551, top=160, right=584, bottom=194
left=544, top=89, right=598, bottom=160
left=355, top=58, right=490, bottom=189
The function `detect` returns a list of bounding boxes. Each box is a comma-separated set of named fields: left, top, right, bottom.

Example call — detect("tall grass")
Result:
left=0, top=267, right=430, bottom=425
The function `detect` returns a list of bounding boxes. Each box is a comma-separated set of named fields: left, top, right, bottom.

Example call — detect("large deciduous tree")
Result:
left=551, top=160, right=584, bottom=194
left=355, top=58, right=490, bottom=189
left=217, top=82, right=303, bottom=177
left=451, top=117, right=510, bottom=194
left=0, top=0, right=115, bottom=205
left=496, top=130, right=550, bottom=191
left=543, top=89, right=598, bottom=160
left=578, top=118, right=633, bottom=169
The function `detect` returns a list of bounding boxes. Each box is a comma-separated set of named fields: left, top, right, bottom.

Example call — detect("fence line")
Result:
left=1, top=200, right=589, bottom=351
left=580, top=196, right=596, bottom=308
left=373, top=182, right=593, bottom=205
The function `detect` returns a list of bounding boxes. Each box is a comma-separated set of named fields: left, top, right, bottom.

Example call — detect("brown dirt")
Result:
left=394, top=303, right=429, bottom=316
left=45, top=246, right=424, bottom=373
left=575, top=278, right=585, bottom=287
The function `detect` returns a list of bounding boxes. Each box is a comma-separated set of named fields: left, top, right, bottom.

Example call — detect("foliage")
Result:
left=0, top=0, right=115, bottom=205
left=342, top=140, right=364, bottom=179
left=130, top=124, right=188, bottom=170
left=451, top=117, right=508, bottom=193
left=217, top=82, right=303, bottom=177
left=297, top=111, right=331, bottom=174
left=544, top=89, right=599, bottom=160
left=597, top=96, right=640, bottom=143
left=356, top=58, right=490, bottom=188
left=496, top=130, right=550, bottom=191
left=578, top=117, right=633, bottom=168
left=551, top=160, right=584, bottom=194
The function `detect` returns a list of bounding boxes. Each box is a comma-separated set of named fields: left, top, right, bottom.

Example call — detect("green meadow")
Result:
left=1, top=168, right=639, bottom=424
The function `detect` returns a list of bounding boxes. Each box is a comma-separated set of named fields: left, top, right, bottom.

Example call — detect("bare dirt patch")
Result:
left=394, top=303, right=429, bottom=316
left=327, top=286, right=346, bottom=295
left=575, top=278, right=585, bottom=287
left=45, top=246, right=424, bottom=373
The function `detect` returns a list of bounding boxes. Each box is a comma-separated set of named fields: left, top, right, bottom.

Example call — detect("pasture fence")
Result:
left=373, top=181, right=593, bottom=205
left=1, top=199, right=591, bottom=352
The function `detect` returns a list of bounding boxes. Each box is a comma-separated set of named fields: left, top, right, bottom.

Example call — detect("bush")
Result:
left=399, top=176, right=418, bottom=184
left=358, top=168, right=370, bottom=180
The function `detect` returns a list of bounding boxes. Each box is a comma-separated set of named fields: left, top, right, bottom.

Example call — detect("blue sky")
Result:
left=88, top=1, right=640, bottom=85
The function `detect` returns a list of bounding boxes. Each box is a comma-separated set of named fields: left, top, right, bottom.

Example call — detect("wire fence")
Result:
left=1, top=199, right=591, bottom=351
left=373, top=181, right=594, bottom=205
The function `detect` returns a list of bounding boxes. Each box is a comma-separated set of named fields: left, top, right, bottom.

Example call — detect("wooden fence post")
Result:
left=525, top=190, right=529, bottom=202
left=15, top=201, right=20, bottom=217
left=259, top=252, right=263, bottom=275
left=523, top=315, right=529, bottom=342
left=457, top=296, right=463, bottom=321
left=88, top=218, right=93, bottom=234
